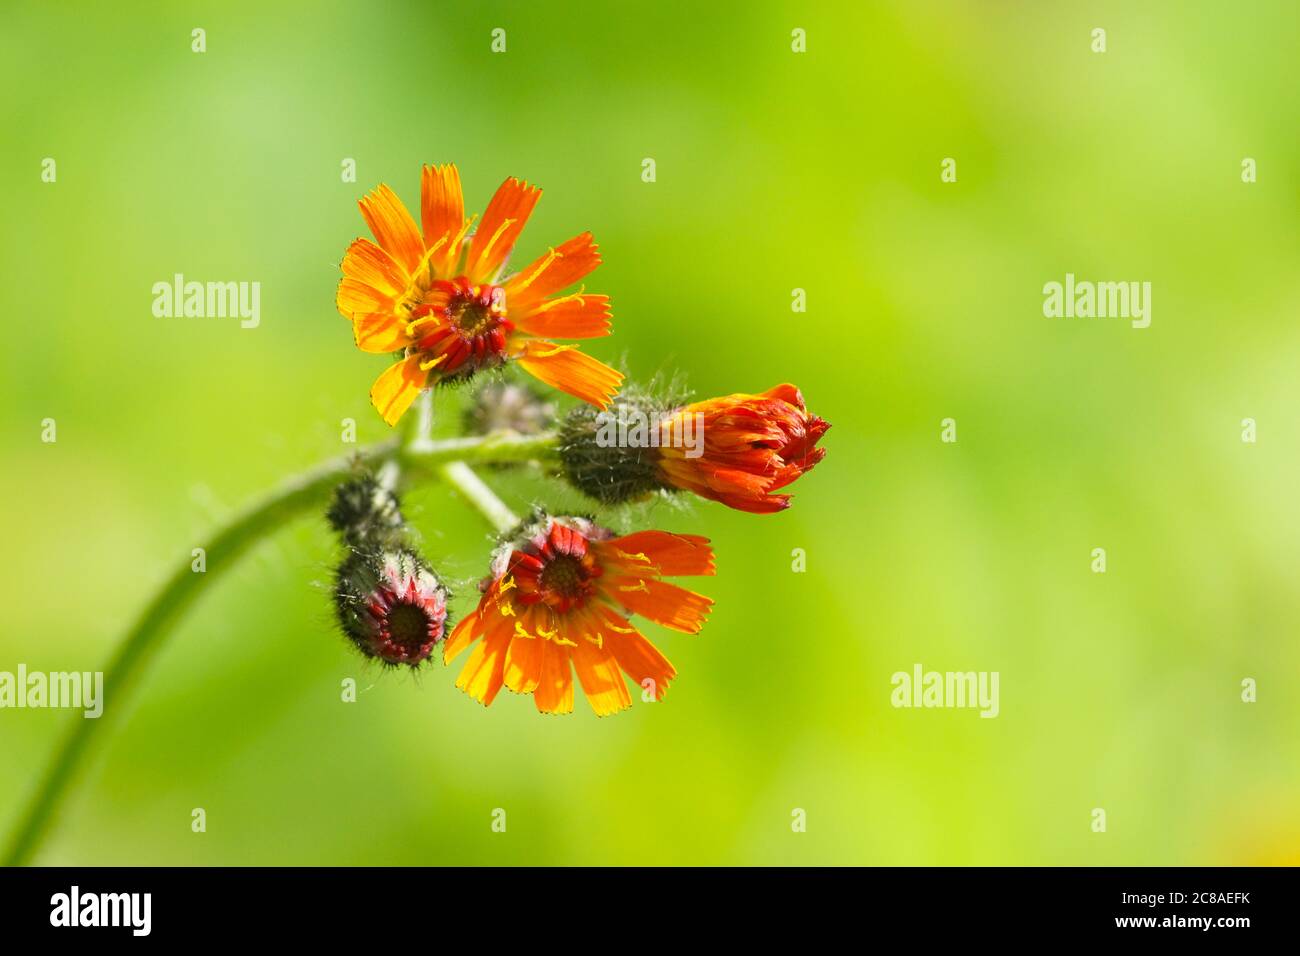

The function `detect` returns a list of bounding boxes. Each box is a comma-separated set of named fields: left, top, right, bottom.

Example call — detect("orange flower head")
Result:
left=337, top=164, right=624, bottom=425
left=444, top=515, right=715, bottom=716
left=559, top=383, right=829, bottom=514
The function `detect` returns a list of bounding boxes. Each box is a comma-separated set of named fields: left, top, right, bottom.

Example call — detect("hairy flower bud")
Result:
left=558, top=397, right=668, bottom=505
left=464, top=379, right=556, bottom=437
left=326, top=474, right=405, bottom=549
left=334, top=549, right=450, bottom=667
left=327, top=473, right=451, bottom=667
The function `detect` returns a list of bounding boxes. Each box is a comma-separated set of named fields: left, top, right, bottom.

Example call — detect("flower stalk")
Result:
left=2, top=429, right=557, bottom=866
left=438, top=461, right=520, bottom=534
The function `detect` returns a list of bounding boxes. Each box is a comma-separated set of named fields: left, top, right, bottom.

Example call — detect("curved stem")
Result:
left=3, top=430, right=558, bottom=866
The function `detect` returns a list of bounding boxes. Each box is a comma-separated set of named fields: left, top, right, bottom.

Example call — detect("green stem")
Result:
left=409, top=389, right=435, bottom=446
left=438, top=461, right=521, bottom=534
left=2, top=430, right=558, bottom=866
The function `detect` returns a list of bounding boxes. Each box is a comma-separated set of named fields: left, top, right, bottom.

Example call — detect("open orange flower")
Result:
left=444, top=515, right=715, bottom=716
left=336, top=164, right=623, bottom=425
left=657, top=384, right=829, bottom=513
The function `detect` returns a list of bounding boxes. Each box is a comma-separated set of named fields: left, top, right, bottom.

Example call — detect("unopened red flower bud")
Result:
left=334, top=549, right=450, bottom=667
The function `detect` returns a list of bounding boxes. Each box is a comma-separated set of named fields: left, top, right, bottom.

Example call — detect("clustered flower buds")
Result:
left=329, top=164, right=831, bottom=712
left=329, top=475, right=450, bottom=668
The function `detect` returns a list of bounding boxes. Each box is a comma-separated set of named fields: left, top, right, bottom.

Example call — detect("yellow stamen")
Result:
left=450, top=215, right=476, bottom=250
left=618, top=580, right=650, bottom=594
left=513, top=621, right=535, bottom=640
left=474, top=217, right=516, bottom=274
left=586, top=632, right=604, bottom=649
left=510, top=247, right=560, bottom=294
left=528, top=343, right=578, bottom=359
left=438, top=215, right=476, bottom=273
left=419, top=354, right=447, bottom=372
left=406, top=314, right=442, bottom=336
left=534, top=285, right=587, bottom=312
left=417, top=235, right=448, bottom=276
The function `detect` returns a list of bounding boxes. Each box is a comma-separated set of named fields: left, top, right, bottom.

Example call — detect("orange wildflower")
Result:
left=444, top=515, right=715, bottom=716
left=656, top=384, right=829, bottom=513
left=336, top=164, right=623, bottom=425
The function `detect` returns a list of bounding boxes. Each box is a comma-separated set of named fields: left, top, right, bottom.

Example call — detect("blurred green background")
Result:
left=2, top=0, right=1297, bottom=865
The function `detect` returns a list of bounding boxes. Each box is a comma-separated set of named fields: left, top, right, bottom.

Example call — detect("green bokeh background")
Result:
left=2, top=0, right=1297, bottom=865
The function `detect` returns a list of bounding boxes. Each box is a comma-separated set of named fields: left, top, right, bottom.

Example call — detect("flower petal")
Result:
left=466, top=177, right=541, bottom=282
left=341, top=238, right=408, bottom=299
left=516, top=340, right=622, bottom=408
left=337, top=277, right=396, bottom=320
left=503, top=232, right=603, bottom=311
left=598, top=531, right=716, bottom=577
left=359, top=184, right=425, bottom=275
left=533, top=637, right=574, bottom=715
left=503, top=629, right=544, bottom=694
left=443, top=609, right=480, bottom=663
left=760, top=383, right=806, bottom=408
left=571, top=629, right=632, bottom=717
left=598, top=610, right=676, bottom=702
left=512, top=293, right=612, bottom=339
left=353, top=312, right=412, bottom=354
left=369, top=354, right=427, bottom=427
left=653, top=386, right=829, bottom=513
left=420, top=163, right=465, bottom=253
left=607, top=577, right=714, bottom=634
left=454, top=623, right=510, bottom=706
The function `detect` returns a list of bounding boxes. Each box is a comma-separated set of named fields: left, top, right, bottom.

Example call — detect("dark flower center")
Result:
left=539, top=554, right=588, bottom=597
left=507, top=521, right=607, bottom=616
left=409, top=277, right=512, bottom=378
left=448, top=287, right=501, bottom=335
left=386, top=602, right=432, bottom=652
